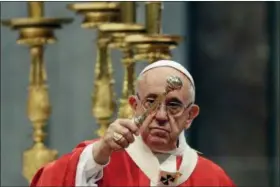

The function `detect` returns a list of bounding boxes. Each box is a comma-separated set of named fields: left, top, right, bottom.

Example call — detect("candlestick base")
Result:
left=23, top=143, right=58, bottom=184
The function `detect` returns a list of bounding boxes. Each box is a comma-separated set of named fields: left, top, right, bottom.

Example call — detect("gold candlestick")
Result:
left=99, top=22, right=145, bottom=119
left=99, top=2, right=145, bottom=119
left=125, top=2, right=181, bottom=63
left=118, top=2, right=137, bottom=119
left=67, top=2, right=120, bottom=137
left=1, top=2, right=72, bottom=183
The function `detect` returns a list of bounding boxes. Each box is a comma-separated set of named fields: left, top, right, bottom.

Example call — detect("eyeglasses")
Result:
left=136, top=93, right=193, bottom=117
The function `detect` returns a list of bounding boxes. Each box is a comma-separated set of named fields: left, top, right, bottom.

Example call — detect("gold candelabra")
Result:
left=1, top=2, right=72, bottom=183
left=67, top=2, right=120, bottom=137
left=1, top=1, right=184, bottom=184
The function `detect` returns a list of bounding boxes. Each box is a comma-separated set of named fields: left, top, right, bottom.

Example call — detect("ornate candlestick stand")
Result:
left=99, top=23, right=145, bottom=119
left=99, top=2, right=145, bottom=119
left=68, top=2, right=120, bottom=136
left=67, top=2, right=120, bottom=137
left=1, top=2, right=72, bottom=183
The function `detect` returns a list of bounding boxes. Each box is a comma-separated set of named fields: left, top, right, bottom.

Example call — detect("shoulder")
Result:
left=30, top=139, right=99, bottom=186
left=47, top=138, right=100, bottom=168
left=192, top=156, right=235, bottom=186
left=72, top=138, right=100, bottom=150
left=196, top=156, right=227, bottom=174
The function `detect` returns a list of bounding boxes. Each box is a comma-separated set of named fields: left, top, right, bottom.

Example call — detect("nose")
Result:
left=155, top=104, right=168, bottom=126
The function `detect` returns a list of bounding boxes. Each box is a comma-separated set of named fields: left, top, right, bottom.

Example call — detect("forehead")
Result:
left=138, top=67, right=191, bottom=100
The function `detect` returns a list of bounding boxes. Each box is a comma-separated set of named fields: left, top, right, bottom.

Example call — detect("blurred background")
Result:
left=1, top=1, right=279, bottom=187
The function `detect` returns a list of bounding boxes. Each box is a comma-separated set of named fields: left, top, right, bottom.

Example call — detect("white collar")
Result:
left=125, top=132, right=198, bottom=186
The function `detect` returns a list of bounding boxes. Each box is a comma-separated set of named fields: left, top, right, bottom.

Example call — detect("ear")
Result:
left=185, top=104, right=200, bottom=128
left=128, top=95, right=138, bottom=110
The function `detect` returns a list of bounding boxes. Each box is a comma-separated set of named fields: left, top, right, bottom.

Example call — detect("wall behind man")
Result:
left=188, top=2, right=277, bottom=187
left=0, top=2, right=188, bottom=185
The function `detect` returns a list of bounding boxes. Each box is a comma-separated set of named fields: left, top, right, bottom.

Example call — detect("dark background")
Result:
left=187, top=2, right=279, bottom=187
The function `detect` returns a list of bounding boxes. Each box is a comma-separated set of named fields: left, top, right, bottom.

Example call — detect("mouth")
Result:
left=150, top=127, right=170, bottom=133
left=149, top=127, right=170, bottom=138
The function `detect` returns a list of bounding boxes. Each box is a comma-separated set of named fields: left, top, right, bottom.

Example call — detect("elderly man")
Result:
left=31, top=60, right=235, bottom=187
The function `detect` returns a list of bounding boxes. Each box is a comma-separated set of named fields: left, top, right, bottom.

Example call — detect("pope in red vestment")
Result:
left=31, top=136, right=235, bottom=186
left=30, top=60, right=236, bottom=187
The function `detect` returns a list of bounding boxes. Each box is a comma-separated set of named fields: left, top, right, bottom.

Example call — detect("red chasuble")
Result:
left=30, top=139, right=235, bottom=187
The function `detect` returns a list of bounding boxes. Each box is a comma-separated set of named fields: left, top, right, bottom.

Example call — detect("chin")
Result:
left=146, top=135, right=169, bottom=147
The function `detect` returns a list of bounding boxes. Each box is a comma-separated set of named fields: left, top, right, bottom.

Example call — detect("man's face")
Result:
left=129, top=67, right=199, bottom=152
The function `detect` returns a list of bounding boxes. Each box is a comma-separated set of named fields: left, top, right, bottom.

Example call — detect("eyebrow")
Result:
left=140, top=93, right=184, bottom=104
left=144, top=93, right=159, bottom=99
left=167, top=97, right=183, bottom=104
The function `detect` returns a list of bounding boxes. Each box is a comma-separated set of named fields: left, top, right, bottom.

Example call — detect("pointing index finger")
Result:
left=139, top=111, right=156, bottom=133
